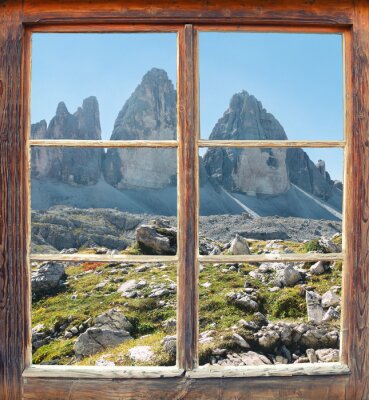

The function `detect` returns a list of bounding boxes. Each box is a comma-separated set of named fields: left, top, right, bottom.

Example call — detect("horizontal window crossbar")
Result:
left=30, top=254, right=178, bottom=263
left=198, top=140, right=346, bottom=148
left=186, top=362, right=350, bottom=378
left=29, top=139, right=178, bottom=148
left=199, top=253, right=343, bottom=263
left=22, top=365, right=185, bottom=379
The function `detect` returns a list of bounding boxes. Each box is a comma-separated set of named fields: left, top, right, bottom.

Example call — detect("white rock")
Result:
left=323, top=306, right=340, bottom=322
left=318, top=237, right=341, bottom=253
left=232, top=333, right=250, bottom=349
left=229, top=234, right=250, bottom=255
left=274, top=264, right=302, bottom=287
left=129, top=346, right=154, bottom=362
left=117, top=279, right=137, bottom=293
left=315, top=348, right=339, bottom=362
left=310, top=261, right=327, bottom=275
left=95, top=355, right=115, bottom=367
left=306, top=348, right=318, bottom=363
left=321, top=290, right=341, bottom=308
left=306, top=291, right=324, bottom=323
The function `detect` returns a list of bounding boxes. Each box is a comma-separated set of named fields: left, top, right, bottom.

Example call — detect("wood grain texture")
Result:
left=0, top=2, right=28, bottom=400
left=22, top=0, right=353, bottom=26
left=198, top=140, right=345, bottom=148
left=340, top=24, right=353, bottom=367
left=30, top=254, right=178, bottom=263
left=29, top=139, right=178, bottom=148
left=187, top=362, right=350, bottom=378
left=199, top=253, right=343, bottom=263
left=23, top=365, right=184, bottom=379
left=177, top=24, right=199, bottom=371
left=344, top=1, right=369, bottom=398
left=22, top=374, right=349, bottom=400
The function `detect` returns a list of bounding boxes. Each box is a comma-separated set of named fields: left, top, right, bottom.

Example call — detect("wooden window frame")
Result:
left=1, top=1, right=368, bottom=399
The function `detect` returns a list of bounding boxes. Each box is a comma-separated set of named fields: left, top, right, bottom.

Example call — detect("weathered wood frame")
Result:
left=1, top=1, right=368, bottom=399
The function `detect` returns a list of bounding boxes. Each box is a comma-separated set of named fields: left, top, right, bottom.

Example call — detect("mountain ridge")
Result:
left=31, top=68, right=342, bottom=220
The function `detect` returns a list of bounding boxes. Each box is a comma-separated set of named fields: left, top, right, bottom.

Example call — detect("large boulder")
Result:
left=74, top=328, right=131, bottom=358
left=74, top=309, right=133, bottom=358
left=94, top=308, right=133, bottom=332
left=135, top=220, right=176, bottom=255
left=31, top=262, right=66, bottom=297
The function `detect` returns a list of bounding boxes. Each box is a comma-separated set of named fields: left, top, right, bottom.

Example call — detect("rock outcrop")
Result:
left=74, top=309, right=133, bottom=358
left=103, top=68, right=177, bottom=189
left=31, top=262, right=66, bottom=298
left=203, top=90, right=339, bottom=202
left=204, top=91, right=290, bottom=196
left=31, top=97, right=103, bottom=185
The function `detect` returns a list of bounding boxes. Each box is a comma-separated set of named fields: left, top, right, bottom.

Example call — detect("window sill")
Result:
left=186, top=362, right=350, bottom=379
left=23, top=365, right=184, bottom=379
left=23, top=362, right=350, bottom=381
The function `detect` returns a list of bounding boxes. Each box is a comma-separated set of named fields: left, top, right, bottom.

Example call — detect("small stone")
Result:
left=95, top=280, right=109, bottom=290
left=235, top=295, right=259, bottom=312
left=275, top=356, right=288, bottom=364
left=161, top=335, right=176, bottom=356
left=95, top=355, right=115, bottom=366
left=70, top=326, right=79, bottom=335
left=306, top=348, right=318, bottom=363
left=258, top=331, right=280, bottom=351
left=306, top=291, right=324, bottom=323
left=310, top=261, right=329, bottom=275
left=321, top=290, right=341, bottom=308
left=274, top=264, right=302, bottom=287
left=129, top=346, right=154, bottom=362
left=315, top=348, right=339, bottom=362
left=135, top=265, right=149, bottom=273
left=318, top=237, right=341, bottom=253
left=232, top=333, right=250, bottom=349
left=229, top=234, right=250, bottom=255
left=117, top=279, right=137, bottom=293
left=323, top=306, right=340, bottom=322
left=136, top=280, right=147, bottom=288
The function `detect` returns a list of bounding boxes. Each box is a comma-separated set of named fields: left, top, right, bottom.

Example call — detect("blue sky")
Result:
left=31, top=32, right=343, bottom=180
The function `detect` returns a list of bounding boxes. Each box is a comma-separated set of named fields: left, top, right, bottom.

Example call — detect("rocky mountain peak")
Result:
left=31, top=97, right=103, bottom=185
left=103, top=68, right=177, bottom=189
left=141, top=67, right=172, bottom=85
left=31, top=120, right=47, bottom=139
left=111, top=67, right=176, bottom=141
left=210, top=91, right=287, bottom=141
left=75, top=96, right=101, bottom=140
left=55, top=101, right=70, bottom=117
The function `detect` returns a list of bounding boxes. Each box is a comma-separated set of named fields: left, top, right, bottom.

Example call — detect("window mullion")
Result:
left=177, top=24, right=199, bottom=370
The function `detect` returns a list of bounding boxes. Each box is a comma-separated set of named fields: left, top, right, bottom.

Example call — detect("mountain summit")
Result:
left=103, top=68, right=177, bottom=189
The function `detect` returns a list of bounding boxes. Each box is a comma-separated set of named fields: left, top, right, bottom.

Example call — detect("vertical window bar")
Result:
left=177, top=24, right=199, bottom=370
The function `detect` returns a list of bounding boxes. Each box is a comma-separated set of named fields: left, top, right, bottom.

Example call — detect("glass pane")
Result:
left=31, top=33, right=177, bottom=140
left=31, top=147, right=177, bottom=255
left=199, top=147, right=343, bottom=252
left=199, top=32, right=343, bottom=141
left=199, top=261, right=342, bottom=366
left=32, top=261, right=177, bottom=366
